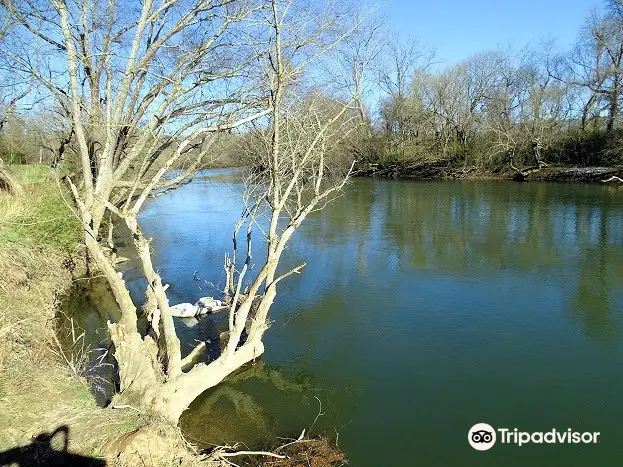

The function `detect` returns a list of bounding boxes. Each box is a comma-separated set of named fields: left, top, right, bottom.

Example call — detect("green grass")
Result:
left=0, top=164, right=219, bottom=465
left=73, top=384, right=96, bottom=409
left=120, top=418, right=140, bottom=433
left=0, top=164, right=80, bottom=249
left=0, top=164, right=147, bottom=461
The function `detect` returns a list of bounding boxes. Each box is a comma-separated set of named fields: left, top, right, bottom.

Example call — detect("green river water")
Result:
left=63, top=171, right=623, bottom=466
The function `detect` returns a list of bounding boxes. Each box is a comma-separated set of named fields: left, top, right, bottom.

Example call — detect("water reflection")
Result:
left=180, top=362, right=324, bottom=448
left=56, top=279, right=121, bottom=406
left=305, top=180, right=623, bottom=340
left=60, top=174, right=623, bottom=467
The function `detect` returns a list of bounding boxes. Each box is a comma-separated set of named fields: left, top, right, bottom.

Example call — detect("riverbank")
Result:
left=0, top=165, right=347, bottom=466
left=0, top=165, right=147, bottom=464
left=0, top=166, right=236, bottom=465
left=355, top=160, right=623, bottom=184
left=0, top=166, right=220, bottom=466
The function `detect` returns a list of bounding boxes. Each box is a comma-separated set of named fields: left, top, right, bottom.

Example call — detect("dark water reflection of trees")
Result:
left=300, top=179, right=623, bottom=340
left=59, top=175, right=623, bottom=464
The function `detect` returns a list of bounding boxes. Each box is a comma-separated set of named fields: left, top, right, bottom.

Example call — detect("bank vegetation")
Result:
left=352, top=0, right=623, bottom=180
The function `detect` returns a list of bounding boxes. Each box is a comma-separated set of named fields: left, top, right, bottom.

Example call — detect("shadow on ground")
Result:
left=0, top=425, right=105, bottom=466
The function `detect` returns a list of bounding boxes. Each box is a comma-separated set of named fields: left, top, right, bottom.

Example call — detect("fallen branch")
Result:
left=276, top=429, right=312, bottom=452
left=217, top=450, right=286, bottom=459
left=111, top=404, right=145, bottom=414
left=181, top=341, right=207, bottom=371
left=309, top=396, right=325, bottom=432
left=602, top=175, right=623, bottom=184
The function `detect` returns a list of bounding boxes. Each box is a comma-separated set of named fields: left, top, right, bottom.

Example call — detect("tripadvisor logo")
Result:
left=468, top=423, right=600, bottom=451
left=469, top=423, right=496, bottom=451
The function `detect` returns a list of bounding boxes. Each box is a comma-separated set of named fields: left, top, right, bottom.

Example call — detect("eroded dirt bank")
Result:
left=356, top=160, right=623, bottom=184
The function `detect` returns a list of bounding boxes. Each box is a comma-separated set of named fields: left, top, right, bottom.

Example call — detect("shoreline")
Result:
left=0, top=166, right=142, bottom=465
left=0, top=164, right=347, bottom=466
left=354, top=161, right=623, bottom=185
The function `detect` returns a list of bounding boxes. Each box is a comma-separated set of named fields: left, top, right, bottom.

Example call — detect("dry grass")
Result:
left=0, top=165, right=139, bottom=462
left=0, top=166, right=246, bottom=466
left=0, top=165, right=80, bottom=248
left=0, top=165, right=79, bottom=373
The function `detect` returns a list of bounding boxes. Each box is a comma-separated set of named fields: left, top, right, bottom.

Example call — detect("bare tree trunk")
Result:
left=5, top=0, right=368, bottom=427
left=151, top=339, right=265, bottom=423
left=607, top=84, right=620, bottom=132
left=580, top=95, right=595, bottom=132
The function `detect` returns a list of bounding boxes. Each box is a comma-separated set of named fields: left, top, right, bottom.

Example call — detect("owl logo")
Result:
left=471, top=430, right=493, bottom=444
left=468, top=423, right=496, bottom=450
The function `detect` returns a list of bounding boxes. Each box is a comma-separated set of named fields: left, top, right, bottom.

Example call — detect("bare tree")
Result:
left=517, top=46, right=570, bottom=167
left=335, top=8, right=384, bottom=134
left=0, top=6, right=27, bottom=194
left=1, top=0, right=271, bottom=422
left=378, top=34, right=434, bottom=143
left=566, top=6, right=623, bottom=131
left=221, top=2, right=364, bottom=415
left=4, top=0, right=270, bottom=228
left=33, top=106, right=75, bottom=168
left=0, top=4, right=30, bottom=132
left=2, top=0, right=369, bottom=425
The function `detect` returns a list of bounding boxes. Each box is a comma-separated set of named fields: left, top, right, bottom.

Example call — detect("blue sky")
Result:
left=384, top=0, right=604, bottom=65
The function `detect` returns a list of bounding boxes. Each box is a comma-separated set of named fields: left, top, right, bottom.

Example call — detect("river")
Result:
left=63, top=170, right=623, bottom=466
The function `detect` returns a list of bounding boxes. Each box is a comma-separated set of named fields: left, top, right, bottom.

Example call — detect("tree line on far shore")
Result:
left=2, top=0, right=623, bottom=174
left=361, top=0, right=623, bottom=171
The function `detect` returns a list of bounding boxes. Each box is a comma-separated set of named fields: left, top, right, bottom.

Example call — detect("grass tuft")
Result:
left=0, top=165, right=80, bottom=249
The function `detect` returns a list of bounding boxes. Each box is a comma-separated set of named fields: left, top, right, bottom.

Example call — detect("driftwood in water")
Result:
left=602, top=175, right=623, bottom=184
left=356, top=160, right=479, bottom=180
left=511, top=165, right=542, bottom=181
left=357, top=160, right=623, bottom=185
left=0, top=159, right=24, bottom=195
left=513, top=166, right=623, bottom=183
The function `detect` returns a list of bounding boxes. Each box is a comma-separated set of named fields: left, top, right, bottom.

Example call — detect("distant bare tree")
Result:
left=335, top=8, right=384, bottom=134
left=567, top=6, right=623, bottom=131
left=378, top=34, right=434, bottom=143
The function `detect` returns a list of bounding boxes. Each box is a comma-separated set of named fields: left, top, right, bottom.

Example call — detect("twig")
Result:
left=276, top=429, right=313, bottom=452
left=177, top=426, right=199, bottom=455
left=273, top=262, right=306, bottom=285
left=0, top=318, right=32, bottom=336
left=218, top=451, right=286, bottom=459
left=111, top=404, right=145, bottom=414
left=309, top=396, right=325, bottom=433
